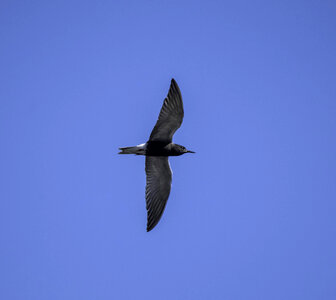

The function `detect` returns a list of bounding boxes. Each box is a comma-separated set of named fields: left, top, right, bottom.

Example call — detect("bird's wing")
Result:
left=145, top=156, right=172, bottom=231
left=149, top=79, right=184, bottom=143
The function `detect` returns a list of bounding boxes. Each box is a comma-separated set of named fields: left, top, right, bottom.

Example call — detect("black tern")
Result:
left=119, top=79, right=194, bottom=231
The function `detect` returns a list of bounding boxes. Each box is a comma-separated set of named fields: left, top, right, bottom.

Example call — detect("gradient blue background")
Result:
left=1, top=1, right=336, bottom=299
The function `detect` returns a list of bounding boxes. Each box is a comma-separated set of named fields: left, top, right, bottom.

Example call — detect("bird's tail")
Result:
left=118, top=144, right=146, bottom=155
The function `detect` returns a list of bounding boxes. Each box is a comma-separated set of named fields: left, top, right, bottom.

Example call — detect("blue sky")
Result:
left=1, top=0, right=336, bottom=299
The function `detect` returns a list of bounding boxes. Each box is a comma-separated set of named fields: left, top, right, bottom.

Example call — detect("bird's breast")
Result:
left=146, top=141, right=173, bottom=156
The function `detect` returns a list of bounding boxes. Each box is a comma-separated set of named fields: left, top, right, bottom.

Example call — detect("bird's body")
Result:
left=119, top=79, right=194, bottom=231
left=119, top=141, right=191, bottom=156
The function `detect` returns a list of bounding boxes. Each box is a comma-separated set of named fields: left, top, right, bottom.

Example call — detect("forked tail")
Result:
left=118, top=144, right=146, bottom=155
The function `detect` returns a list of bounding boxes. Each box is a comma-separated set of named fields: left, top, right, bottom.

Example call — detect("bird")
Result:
left=119, top=78, right=195, bottom=232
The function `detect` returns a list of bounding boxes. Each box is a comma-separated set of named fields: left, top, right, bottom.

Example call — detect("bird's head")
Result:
left=174, top=144, right=195, bottom=155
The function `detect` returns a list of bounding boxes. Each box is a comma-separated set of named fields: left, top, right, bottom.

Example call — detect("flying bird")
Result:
left=119, top=79, right=194, bottom=231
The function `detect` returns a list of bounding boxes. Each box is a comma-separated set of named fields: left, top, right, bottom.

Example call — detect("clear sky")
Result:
left=1, top=1, right=336, bottom=299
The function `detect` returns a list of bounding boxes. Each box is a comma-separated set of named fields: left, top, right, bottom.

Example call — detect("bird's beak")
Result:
left=186, top=150, right=195, bottom=153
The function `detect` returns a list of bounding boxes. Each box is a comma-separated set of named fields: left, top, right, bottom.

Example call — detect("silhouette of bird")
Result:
left=119, top=79, right=194, bottom=231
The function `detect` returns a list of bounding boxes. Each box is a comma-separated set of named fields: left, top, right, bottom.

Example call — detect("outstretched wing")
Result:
left=149, top=79, right=184, bottom=143
left=145, top=156, right=172, bottom=231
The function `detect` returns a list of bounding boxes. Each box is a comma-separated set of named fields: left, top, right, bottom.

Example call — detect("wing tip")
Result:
left=146, top=223, right=155, bottom=232
left=171, top=78, right=178, bottom=87
left=170, top=78, right=182, bottom=97
left=146, top=216, right=160, bottom=232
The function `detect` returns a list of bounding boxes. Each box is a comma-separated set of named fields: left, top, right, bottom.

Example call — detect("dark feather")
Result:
left=149, top=79, right=184, bottom=143
left=145, top=156, right=172, bottom=231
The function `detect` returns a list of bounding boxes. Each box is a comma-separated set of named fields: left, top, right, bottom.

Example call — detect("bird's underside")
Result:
left=144, top=79, right=183, bottom=231
left=119, top=78, right=192, bottom=232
